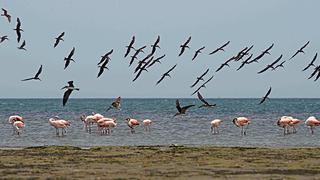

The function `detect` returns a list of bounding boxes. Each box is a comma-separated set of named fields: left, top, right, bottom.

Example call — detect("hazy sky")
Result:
left=0, top=0, right=319, bottom=98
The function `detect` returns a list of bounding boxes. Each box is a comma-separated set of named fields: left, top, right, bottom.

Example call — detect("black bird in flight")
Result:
left=0, top=35, right=8, bottom=43
left=190, top=68, right=209, bottom=88
left=192, top=46, right=205, bottom=61
left=191, top=75, right=214, bottom=95
left=125, top=36, right=135, bottom=58
left=106, top=96, right=121, bottom=111
left=129, top=46, right=146, bottom=67
left=178, top=36, right=191, bottom=56
left=308, top=65, right=320, bottom=80
left=156, top=64, right=177, bottom=85
left=61, top=81, right=79, bottom=106
left=147, top=54, right=166, bottom=68
left=236, top=54, right=253, bottom=71
left=302, top=53, right=317, bottom=71
left=150, top=35, right=160, bottom=55
left=209, top=41, right=230, bottom=55
left=272, top=61, right=286, bottom=71
left=64, top=47, right=75, bottom=69
left=216, top=57, right=234, bottom=72
left=257, top=54, right=283, bottom=74
left=21, top=65, right=42, bottom=81
left=97, top=57, right=110, bottom=78
left=14, top=18, right=23, bottom=43
left=248, top=44, right=274, bottom=63
left=197, top=92, right=216, bottom=108
left=54, top=32, right=65, bottom=48
left=132, top=57, right=153, bottom=82
left=235, top=45, right=253, bottom=61
left=134, top=53, right=152, bottom=73
left=98, top=49, right=113, bottom=65
left=259, top=87, right=272, bottom=105
left=17, top=40, right=26, bottom=51
left=289, top=41, right=310, bottom=60
left=262, top=43, right=274, bottom=55
left=1, top=8, right=11, bottom=23
left=174, top=99, right=195, bottom=117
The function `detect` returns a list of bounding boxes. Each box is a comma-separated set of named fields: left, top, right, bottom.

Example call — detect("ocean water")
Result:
left=0, top=98, right=320, bottom=148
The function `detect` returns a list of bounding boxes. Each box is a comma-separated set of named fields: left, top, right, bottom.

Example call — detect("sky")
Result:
left=0, top=0, right=320, bottom=98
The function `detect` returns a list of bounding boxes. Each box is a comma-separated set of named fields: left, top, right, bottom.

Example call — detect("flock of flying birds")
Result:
left=1, top=8, right=319, bottom=108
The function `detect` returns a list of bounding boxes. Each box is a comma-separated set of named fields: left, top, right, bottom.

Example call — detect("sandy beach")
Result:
left=0, top=145, right=319, bottom=179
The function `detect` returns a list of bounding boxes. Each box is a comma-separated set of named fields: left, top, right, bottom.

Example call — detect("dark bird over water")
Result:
left=156, top=64, right=177, bottom=85
left=191, top=75, right=214, bottom=95
left=14, top=18, right=23, bottom=43
left=21, top=65, right=42, bottom=81
left=0, top=35, right=8, bottom=43
left=1, top=8, right=11, bottom=23
left=64, top=47, right=75, bottom=69
left=17, top=40, right=26, bottom=51
left=125, top=36, right=135, bottom=58
left=192, top=46, right=205, bottom=60
left=98, top=49, right=113, bottom=65
left=289, top=41, right=310, bottom=60
left=97, top=57, right=110, bottom=78
left=178, top=36, right=191, bottom=56
left=106, top=96, right=121, bottom=111
left=197, top=92, right=216, bottom=108
left=174, top=99, right=195, bottom=117
left=190, top=68, right=209, bottom=88
left=257, top=54, right=283, bottom=74
left=209, top=41, right=230, bottom=55
left=61, top=81, right=79, bottom=106
left=54, top=32, right=65, bottom=48
left=302, top=53, right=317, bottom=71
left=259, top=87, right=272, bottom=104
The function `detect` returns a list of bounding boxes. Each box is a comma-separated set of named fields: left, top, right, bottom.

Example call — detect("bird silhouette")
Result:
left=190, top=68, right=209, bottom=88
left=21, top=65, right=42, bottom=81
left=236, top=54, right=253, bottom=71
left=191, top=75, right=214, bottom=95
left=156, top=64, right=177, bottom=85
left=147, top=54, right=165, bottom=68
left=0, top=35, right=8, bottom=43
left=259, top=87, right=272, bottom=104
left=97, top=49, right=113, bottom=65
left=197, top=92, right=216, bottom=108
left=125, top=36, right=135, bottom=58
left=272, top=61, right=286, bottom=70
left=257, top=54, right=283, bottom=74
left=209, top=41, right=230, bottom=55
left=106, top=97, right=121, bottom=111
left=97, top=58, right=110, bottom=78
left=17, top=40, right=26, bottom=51
left=61, top=81, right=79, bottom=106
left=174, top=99, right=195, bottom=117
left=302, top=53, right=317, bottom=71
left=64, top=47, right=75, bottom=69
left=216, top=57, right=234, bottom=72
left=248, top=44, right=274, bottom=63
left=132, top=57, right=153, bottom=82
left=178, top=36, right=191, bottom=56
left=129, top=46, right=146, bottom=67
left=289, top=41, right=310, bottom=60
left=308, top=66, right=320, bottom=80
left=54, top=32, right=65, bottom=48
left=192, top=46, right=205, bottom=60
left=1, top=8, right=11, bottom=23
left=150, top=35, right=160, bottom=55
left=14, top=18, right=23, bottom=43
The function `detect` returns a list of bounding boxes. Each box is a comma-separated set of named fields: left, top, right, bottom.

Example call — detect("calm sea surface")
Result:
left=1, top=98, right=320, bottom=148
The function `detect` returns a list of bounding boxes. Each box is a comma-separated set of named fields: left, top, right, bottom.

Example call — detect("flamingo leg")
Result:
left=293, top=126, right=297, bottom=133
left=217, top=127, right=219, bottom=134
left=56, top=128, right=59, bottom=136
left=241, top=126, right=244, bottom=135
left=211, top=126, right=213, bottom=133
left=311, top=126, right=314, bottom=134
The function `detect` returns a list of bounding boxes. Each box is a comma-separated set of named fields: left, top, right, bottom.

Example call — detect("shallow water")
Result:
left=0, top=98, right=320, bottom=148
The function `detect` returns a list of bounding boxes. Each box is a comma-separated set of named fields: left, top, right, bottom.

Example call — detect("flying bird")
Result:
left=191, top=75, right=214, bottom=95
left=17, top=40, right=26, bottom=51
left=216, top=57, right=234, bottom=72
left=150, top=35, right=160, bottom=55
left=129, top=46, right=146, bottom=67
left=209, top=41, right=230, bottom=55
left=97, top=57, right=110, bottom=78
left=132, top=57, right=153, bottom=82
left=262, top=43, right=274, bottom=55
left=289, top=41, right=310, bottom=60
left=156, top=64, right=177, bottom=85
left=257, top=54, right=283, bottom=74
left=64, top=47, right=75, bottom=69
left=125, top=36, right=135, bottom=58
left=21, top=65, right=43, bottom=81
left=248, top=44, right=274, bottom=63
left=61, top=81, right=79, bottom=106
left=272, top=61, right=286, bottom=70
left=1, top=8, right=11, bottom=23
left=192, top=46, right=205, bottom=60
left=147, top=54, right=165, bottom=68
left=302, top=53, right=317, bottom=71
left=14, top=18, right=23, bottom=43
left=236, top=54, right=253, bottom=71
left=178, top=36, right=191, bottom=56
left=54, top=32, right=65, bottom=48
left=0, top=35, right=8, bottom=43
left=106, top=97, right=121, bottom=111
left=190, top=68, right=209, bottom=88
left=197, top=92, right=216, bottom=108
left=259, top=87, right=272, bottom=104
left=308, top=66, right=320, bottom=80
left=174, top=99, right=195, bottom=117
left=98, top=49, right=113, bottom=65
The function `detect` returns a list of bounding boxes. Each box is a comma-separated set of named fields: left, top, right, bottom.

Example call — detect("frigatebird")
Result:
left=156, top=64, right=177, bottom=85
left=302, top=53, right=317, bottom=71
left=61, top=81, right=79, bottom=106
left=64, top=47, right=75, bottom=69
left=21, top=65, right=42, bottom=81
left=190, top=68, right=209, bottom=88
left=174, top=99, right=194, bottom=117
left=209, top=41, right=230, bottom=55
left=289, top=41, right=310, bottom=60
left=197, top=92, right=216, bottom=108
left=192, top=46, right=205, bottom=60
left=14, top=18, right=23, bottom=43
left=1, top=8, right=11, bottom=23
left=178, top=36, right=191, bottom=56
left=54, top=32, right=65, bottom=48
left=259, top=87, right=272, bottom=104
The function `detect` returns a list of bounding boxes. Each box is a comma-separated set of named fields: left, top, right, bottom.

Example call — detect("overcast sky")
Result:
left=0, top=0, right=319, bottom=98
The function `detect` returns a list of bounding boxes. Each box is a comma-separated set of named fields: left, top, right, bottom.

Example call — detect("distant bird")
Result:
left=129, top=46, right=146, bottom=66
left=21, top=65, right=43, bottom=81
left=209, top=41, right=230, bottom=55
left=174, top=99, right=195, bottom=117
left=126, top=118, right=139, bottom=133
left=132, top=57, right=153, bottom=82
left=150, top=35, right=160, bottom=55
left=147, top=54, right=165, bottom=68
left=64, top=47, right=75, bottom=69
left=178, top=36, right=191, bottom=56
left=0, top=35, right=9, bottom=43
left=1, top=8, right=11, bottom=23
left=191, top=75, right=214, bottom=95
left=156, top=64, right=177, bottom=85
left=197, top=92, right=216, bottom=108
left=125, top=36, right=135, bottom=58
left=106, top=96, right=121, bottom=111
left=257, top=54, right=283, bottom=74
left=143, top=119, right=152, bottom=131
left=302, top=53, right=317, bottom=71
left=14, top=18, right=23, bottom=43
left=262, top=43, right=274, bottom=55
left=17, top=40, right=26, bottom=50
left=98, top=49, right=113, bottom=65
left=210, top=119, right=223, bottom=134
left=233, top=117, right=251, bottom=135
left=9, top=115, right=24, bottom=135
left=289, top=41, right=310, bottom=60
left=61, top=81, right=79, bottom=106
left=234, top=46, right=249, bottom=61
left=54, top=32, right=65, bottom=48
left=259, top=87, right=271, bottom=104
left=305, top=116, right=320, bottom=134
left=307, top=65, right=320, bottom=80
left=97, top=58, right=109, bottom=78
left=272, top=61, right=286, bottom=70
left=216, top=57, right=234, bottom=72
left=248, top=44, right=274, bottom=63
left=192, top=46, right=205, bottom=60
left=236, top=54, right=253, bottom=71
left=190, top=68, right=209, bottom=88
left=134, top=53, right=152, bottom=73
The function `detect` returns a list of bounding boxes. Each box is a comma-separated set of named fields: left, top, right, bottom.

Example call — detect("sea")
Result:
left=0, top=98, right=319, bottom=148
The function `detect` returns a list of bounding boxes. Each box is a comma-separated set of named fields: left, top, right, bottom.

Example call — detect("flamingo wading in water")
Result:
left=49, top=117, right=71, bottom=136
left=233, top=117, right=251, bottom=135
left=210, top=119, right=223, bottom=134
left=305, top=116, right=320, bottom=134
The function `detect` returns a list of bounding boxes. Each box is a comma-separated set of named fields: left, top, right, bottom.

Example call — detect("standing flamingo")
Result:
left=210, top=119, right=223, bottom=134
left=48, top=117, right=71, bottom=136
left=9, top=115, right=24, bottom=134
left=305, top=116, right=320, bottom=134
left=97, top=118, right=117, bottom=135
left=277, top=116, right=293, bottom=135
left=233, top=117, right=251, bottom=135
left=142, top=119, right=152, bottom=132
left=12, top=120, right=25, bottom=135
left=126, top=118, right=140, bottom=133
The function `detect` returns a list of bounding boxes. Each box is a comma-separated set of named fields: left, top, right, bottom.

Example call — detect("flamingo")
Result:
left=277, top=116, right=293, bottom=135
left=305, top=116, right=320, bottom=134
left=126, top=118, right=140, bottom=133
left=233, top=117, right=251, bottom=135
left=80, top=113, right=104, bottom=133
left=48, top=117, right=71, bottom=136
left=12, top=120, right=24, bottom=135
left=289, top=118, right=301, bottom=134
left=210, top=119, right=223, bottom=134
left=142, top=119, right=152, bottom=131
left=9, top=115, right=23, bottom=134
left=97, top=119, right=117, bottom=135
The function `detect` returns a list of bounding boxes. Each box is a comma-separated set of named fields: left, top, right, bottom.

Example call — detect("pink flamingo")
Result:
left=80, top=113, right=104, bottom=133
left=142, top=119, right=152, bottom=131
left=48, top=117, right=71, bottom=136
left=233, top=117, right=251, bottom=135
left=126, top=118, right=140, bottom=133
left=9, top=115, right=23, bottom=134
left=210, top=119, right=223, bottom=134
left=97, top=119, right=117, bottom=135
left=12, top=120, right=25, bottom=135
left=289, top=118, right=301, bottom=134
left=277, top=116, right=293, bottom=135
left=305, top=116, right=320, bottom=134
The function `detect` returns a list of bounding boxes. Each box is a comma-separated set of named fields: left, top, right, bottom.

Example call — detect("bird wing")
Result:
left=190, top=78, right=200, bottom=88
left=58, top=32, right=65, bottom=39
left=97, top=66, right=105, bottom=78
left=200, top=68, right=209, bottom=78
left=185, top=36, right=191, bottom=45
left=21, top=77, right=34, bottom=81
left=54, top=39, right=59, bottom=48
left=270, top=54, right=283, bottom=67
left=259, top=87, right=272, bottom=104
left=197, top=92, right=209, bottom=105
left=35, top=65, right=42, bottom=78
left=21, top=40, right=26, bottom=47
left=63, top=89, right=72, bottom=106
left=289, top=51, right=299, bottom=60
left=191, top=85, right=202, bottom=95
left=301, top=41, right=310, bottom=50
left=257, top=65, right=271, bottom=74
left=16, top=30, right=21, bottom=43
left=165, top=64, right=177, bottom=74
left=303, top=53, right=317, bottom=71
left=181, top=105, right=195, bottom=113
left=156, top=75, right=166, bottom=85
left=178, top=46, right=185, bottom=56
left=64, top=60, right=70, bottom=69
left=192, top=51, right=199, bottom=60
left=264, top=43, right=274, bottom=53
left=68, top=47, right=75, bottom=58
left=176, top=99, right=182, bottom=113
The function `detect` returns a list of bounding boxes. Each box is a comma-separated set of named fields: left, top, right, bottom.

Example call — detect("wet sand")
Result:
left=0, top=145, right=320, bottom=179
